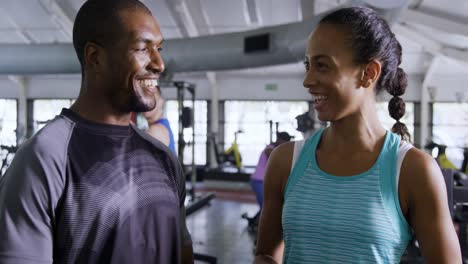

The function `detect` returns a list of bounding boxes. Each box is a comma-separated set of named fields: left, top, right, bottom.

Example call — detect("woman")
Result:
left=254, top=7, right=461, bottom=264
left=142, top=87, right=176, bottom=154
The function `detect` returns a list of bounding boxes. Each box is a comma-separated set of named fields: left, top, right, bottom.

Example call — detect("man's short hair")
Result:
left=72, top=0, right=152, bottom=70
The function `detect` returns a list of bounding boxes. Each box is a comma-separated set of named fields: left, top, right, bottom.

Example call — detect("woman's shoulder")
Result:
left=402, top=147, right=439, bottom=176
left=399, top=146, right=445, bottom=197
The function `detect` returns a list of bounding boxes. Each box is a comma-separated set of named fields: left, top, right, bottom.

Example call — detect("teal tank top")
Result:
left=282, top=128, right=412, bottom=263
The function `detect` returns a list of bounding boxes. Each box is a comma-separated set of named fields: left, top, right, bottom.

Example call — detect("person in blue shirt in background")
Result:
left=143, top=86, right=176, bottom=154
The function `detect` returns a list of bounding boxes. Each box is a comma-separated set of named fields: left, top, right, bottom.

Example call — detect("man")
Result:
left=0, top=0, right=193, bottom=263
left=142, top=87, right=176, bottom=154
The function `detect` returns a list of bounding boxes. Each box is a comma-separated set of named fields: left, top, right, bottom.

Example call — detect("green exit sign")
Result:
left=265, top=83, right=278, bottom=91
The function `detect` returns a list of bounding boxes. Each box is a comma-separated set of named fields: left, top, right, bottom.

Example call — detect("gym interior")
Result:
left=0, top=0, right=467, bottom=263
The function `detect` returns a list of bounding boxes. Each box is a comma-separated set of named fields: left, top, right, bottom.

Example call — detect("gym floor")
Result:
left=186, top=187, right=259, bottom=264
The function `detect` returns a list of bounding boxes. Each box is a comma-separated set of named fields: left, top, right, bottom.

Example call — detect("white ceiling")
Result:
left=0, top=0, right=467, bottom=78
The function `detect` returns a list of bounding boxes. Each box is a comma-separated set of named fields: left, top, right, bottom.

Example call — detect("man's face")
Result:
left=102, top=9, right=165, bottom=113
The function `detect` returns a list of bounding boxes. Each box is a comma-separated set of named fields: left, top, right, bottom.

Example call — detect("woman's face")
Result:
left=303, top=23, right=367, bottom=122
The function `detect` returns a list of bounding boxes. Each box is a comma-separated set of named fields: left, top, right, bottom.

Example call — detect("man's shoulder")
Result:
left=19, top=115, right=75, bottom=160
left=133, top=126, right=169, bottom=150
left=132, top=126, right=179, bottom=164
left=3, top=116, right=73, bottom=187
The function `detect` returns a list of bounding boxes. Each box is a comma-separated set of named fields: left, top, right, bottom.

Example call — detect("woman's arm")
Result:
left=147, top=124, right=170, bottom=147
left=401, top=148, right=462, bottom=263
left=254, top=142, right=294, bottom=264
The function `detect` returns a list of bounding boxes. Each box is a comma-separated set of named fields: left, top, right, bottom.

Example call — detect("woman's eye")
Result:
left=316, top=62, right=328, bottom=70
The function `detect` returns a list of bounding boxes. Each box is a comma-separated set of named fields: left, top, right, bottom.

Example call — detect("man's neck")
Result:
left=70, top=94, right=132, bottom=126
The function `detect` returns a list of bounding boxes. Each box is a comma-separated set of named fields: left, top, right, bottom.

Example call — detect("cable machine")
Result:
left=160, top=81, right=217, bottom=263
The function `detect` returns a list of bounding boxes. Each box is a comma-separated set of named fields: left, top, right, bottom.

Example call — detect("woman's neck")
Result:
left=321, top=103, right=386, bottom=154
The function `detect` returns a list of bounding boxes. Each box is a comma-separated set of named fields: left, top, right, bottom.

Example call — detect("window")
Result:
left=0, top=99, right=17, bottom=175
left=432, top=103, right=468, bottom=168
left=166, top=100, right=208, bottom=165
left=224, top=101, right=309, bottom=166
left=0, top=99, right=17, bottom=146
left=376, top=102, right=414, bottom=139
left=33, top=99, right=74, bottom=133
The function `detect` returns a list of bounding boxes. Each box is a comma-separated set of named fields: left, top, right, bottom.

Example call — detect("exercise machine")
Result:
left=442, top=169, right=468, bottom=263
left=0, top=145, right=17, bottom=176
left=425, top=141, right=458, bottom=170
left=209, top=130, right=243, bottom=172
left=401, top=168, right=468, bottom=263
left=159, top=81, right=217, bottom=264
left=425, top=141, right=468, bottom=186
left=269, top=120, right=278, bottom=144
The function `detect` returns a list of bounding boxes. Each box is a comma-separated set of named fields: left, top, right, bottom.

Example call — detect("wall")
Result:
left=0, top=73, right=467, bottom=103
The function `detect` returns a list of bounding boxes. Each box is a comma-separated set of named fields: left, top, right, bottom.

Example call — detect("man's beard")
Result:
left=128, top=94, right=155, bottom=112
left=110, top=90, right=156, bottom=113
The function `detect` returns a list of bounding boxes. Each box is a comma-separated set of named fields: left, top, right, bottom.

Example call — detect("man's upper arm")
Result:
left=403, top=149, right=462, bottom=263
left=174, top=158, right=194, bottom=264
left=175, top=159, right=192, bottom=246
left=0, top=142, right=64, bottom=264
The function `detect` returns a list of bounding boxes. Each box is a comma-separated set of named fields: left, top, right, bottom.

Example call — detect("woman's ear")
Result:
left=360, top=60, right=381, bottom=88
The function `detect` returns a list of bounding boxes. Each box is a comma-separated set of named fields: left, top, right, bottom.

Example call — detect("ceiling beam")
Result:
left=394, top=24, right=468, bottom=62
left=243, top=0, right=262, bottom=26
left=165, top=0, right=211, bottom=37
left=402, top=8, right=468, bottom=36
left=186, top=0, right=212, bottom=35
left=38, top=0, right=74, bottom=39
left=0, top=8, right=36, bottom=43
left=408, top=0, right=424, bottom=9
left=300, top=0, right=315, bottom=20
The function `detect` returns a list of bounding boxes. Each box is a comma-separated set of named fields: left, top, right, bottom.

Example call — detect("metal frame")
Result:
left=161, top=80, right=218, bottom=264
left=442, top=169, right=468, bottom=259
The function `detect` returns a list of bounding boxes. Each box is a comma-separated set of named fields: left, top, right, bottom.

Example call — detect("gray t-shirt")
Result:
left=0, top=109, right=191, bottom=264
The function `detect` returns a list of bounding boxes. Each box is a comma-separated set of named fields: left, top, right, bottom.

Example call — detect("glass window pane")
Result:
left=33, top=99, right=74, bottom=133
left=0, top=99, right=17, bottom=146
left=166, top=100, right=207, bottom=165
left=0, top=99, right=17, bottom=175
left=376, top=102, right=414, bottom=138
left=224, top=101, right=309, bottom=166
left=432, top=103, right=468, bottom=168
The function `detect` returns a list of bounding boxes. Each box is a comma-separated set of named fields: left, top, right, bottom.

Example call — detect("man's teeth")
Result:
left=139, top=79, right=158, bottom=88
left=312, top=95, right=328, bottom=102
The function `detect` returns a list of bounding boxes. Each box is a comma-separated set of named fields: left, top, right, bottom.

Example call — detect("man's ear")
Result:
left=84, top=42, right=105, bottom=73
left=360, top=60, right=381, bottom=88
